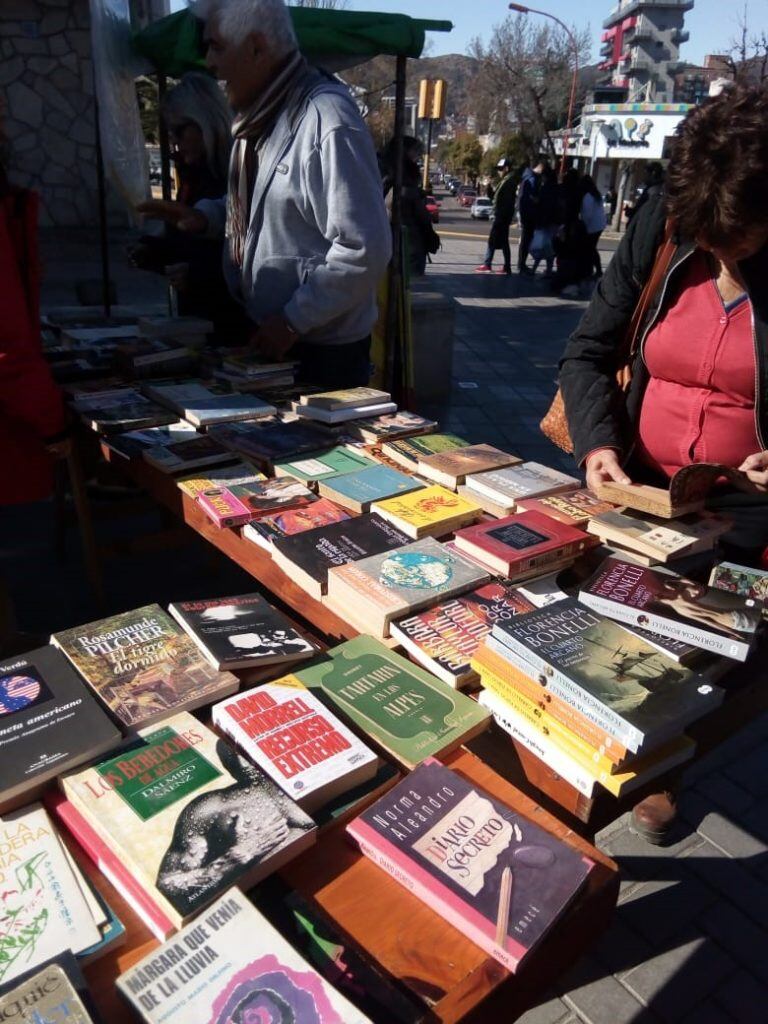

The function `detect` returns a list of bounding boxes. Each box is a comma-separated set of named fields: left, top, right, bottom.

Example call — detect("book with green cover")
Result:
left=295, top=637, right=491, bottom=768
left=382, top=433, right=469, bottom=469
left=274, top=447, right=376, bottom=486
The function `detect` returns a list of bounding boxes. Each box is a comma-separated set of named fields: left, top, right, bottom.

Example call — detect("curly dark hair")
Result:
left=665, top=83, right=768, bottom=248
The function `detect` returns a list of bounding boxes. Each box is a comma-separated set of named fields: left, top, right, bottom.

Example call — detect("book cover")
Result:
left=244, top=498, right=351, bottom=548
left=382, top=434, right=469, bottom=468
left=0, top=805, right=102, bottom=985
left=72, top=389, right=176, bottom=433
left=580, top=558, right=762, bottom=661
left=144, top=435, right=232, bottom=474
left=51, top=605, right=238, bottom=732
left=61, top=714, right=316, bottom=929
left=177, top=462, right=265, bottom=499
left=586, top=510, right=731, bottom=563
left=0, top=953, right=101, bottom=1024
left=117, top=888, right=371, bottom=1023
left=465, top=463, right=580, bottom=507
left=417, top=444, right=521, bottom=487
left=168, top=594, right=317, bottom=670
left=492, top=598, right=724, bottom=751
left=294, top=401, right=397, bottom=425
left=197, top=487, right=254, bottom=527
left=209, top=420, right=334, bottom=467
left=373, top=485, right=483, bottom=539
left=145, top=383, right=276, bottom=426
left=348, top=411, right=437, bottom=443
left=454, top=511, right=595, bottom=578
left=275, top=447, right=376, bottom=485
left=106, top=419, right=200, bottom=460
left=390, top=583, right=535, bottom=688
left=295, top=637, right=490, bottom=768
left=213, top=678, right=380, bottom=811
left=709, top=561, right=768, bottom=606
left=301, top=387, right=390, bottom=411
left=238, top=478, right=317, bottom=518
left=596, top=463, right=755, bottom=519
left=347, top=759, right=593, bottom=972
left=0, top=646, right=120, bottom=810
left=516, top=489, right=616, bottom=527
left=320, top=465, right=423, bottom=512
left=272, top=515, right=410, bottom=598
left=326, top=538, right=489, bottom=636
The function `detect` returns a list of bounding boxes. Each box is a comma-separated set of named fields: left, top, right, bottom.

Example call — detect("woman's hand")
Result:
left=137, top=199, right=208, bottom=235
left=585, top=448, right=631, bottom=493
left=738, top=451, right=768, bottom=492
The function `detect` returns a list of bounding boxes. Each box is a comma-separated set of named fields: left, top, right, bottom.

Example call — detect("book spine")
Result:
left=514, top=542, right=582, bottom=578
left=474, top=652, right=628, bottom=763
left=197, top=487, right=253, bottom=528
left=578, top=591, right=751, bottom=662
left=487, top=632, right=643, bottom=752
left=480, top=695, right=597, bottom=797
left=347, top=824, right=522, bottom=973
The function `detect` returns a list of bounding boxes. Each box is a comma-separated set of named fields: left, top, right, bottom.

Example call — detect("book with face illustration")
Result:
left=347, top=759, right=594, bottom=973
left=60, top=713, right=316, bottom=931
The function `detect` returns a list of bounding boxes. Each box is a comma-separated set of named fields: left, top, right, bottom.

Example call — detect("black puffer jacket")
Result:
left=559, top=196, right=768, bottom=467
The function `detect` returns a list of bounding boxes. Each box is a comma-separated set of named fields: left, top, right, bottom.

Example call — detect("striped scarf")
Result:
left=227, top=50, right=306, bottom=268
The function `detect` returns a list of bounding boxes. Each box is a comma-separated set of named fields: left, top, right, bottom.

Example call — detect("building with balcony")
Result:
left=599, top=0, right=694, bottom=102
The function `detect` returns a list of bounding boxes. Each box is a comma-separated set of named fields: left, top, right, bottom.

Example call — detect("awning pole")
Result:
left=157, top=72, right=173, bottom=202
left=93, top=91, right=111, bottom=319
left=384, top=54, right=407, bottom=398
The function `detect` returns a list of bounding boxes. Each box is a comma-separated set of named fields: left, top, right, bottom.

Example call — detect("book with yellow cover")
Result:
left=372, top=485, right=483, bottom=539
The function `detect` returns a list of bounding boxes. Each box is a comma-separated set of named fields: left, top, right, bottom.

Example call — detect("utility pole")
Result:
left=418, top=79, right=447, bottom=190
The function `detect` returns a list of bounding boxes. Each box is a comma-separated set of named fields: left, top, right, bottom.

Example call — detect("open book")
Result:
left=595, top=463, right=757, bottom=519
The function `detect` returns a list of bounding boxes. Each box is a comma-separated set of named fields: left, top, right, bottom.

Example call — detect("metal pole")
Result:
left=422, top=118, right=434, bottom=191
left=157, top=72, right=173, bottom=202
left=92, top=90, right=112, bottom=319
left=384, top=55, right=407, bottom=401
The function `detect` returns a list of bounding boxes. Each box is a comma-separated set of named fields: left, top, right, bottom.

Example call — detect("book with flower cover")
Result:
left=516, top=489, right=616, bottom=527
left=213, top=677, right=380, bottom=812
left=372, top=485, right=483, bottom=539
left=417, top=444, right=521, bottom=490
left=274, top=447, right=376, bottom=487
left=0, top=953, right=102, bottom=1024
left=51, top=605, right=238, bottom=732
left=197, top=487, right=253, bottom=528
left=454, top=511, right=596, bottom=580
left=176, top=461, right=265, bottom=498
left=117, top=888, right=371, bottom=1024
left=390, top=583, right=536, bottom=688
left=347, top=758, right=594, bottom=973
left=243, top=498, right=351, bottom=549
left=61, top=714, right=316, bottom=931
left=579, top=557, right=762, bottom=660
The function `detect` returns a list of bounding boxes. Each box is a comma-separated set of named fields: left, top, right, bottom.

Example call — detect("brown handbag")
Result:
left=540, top=221, right=677, bottom=454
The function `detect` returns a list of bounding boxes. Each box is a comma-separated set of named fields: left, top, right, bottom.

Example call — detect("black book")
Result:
left=168, top=594, right=319, bottom=670
left=209, top=419, right=333, bottom=469
left=0, top=952, right=102, bottom=1022
left=0, top=645, right=120, bottom=812
left=272, top=514, right=410, bottom=598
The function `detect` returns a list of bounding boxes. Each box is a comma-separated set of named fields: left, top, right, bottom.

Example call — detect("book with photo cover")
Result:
left=213, top=677, right=380, bottom=812
left=579, top=557, right=763, bottom=661
left=271, top=514, right=410, bottom=599
left=197, top=486, right=254, bottom=527
left=61, top=714, right=316, bottom=931
left=0, top=645, right=120, bottom=811
left=295, top=637, right=490, bottom=768
left=0, top=953, right=102, bottom=1024
left=347, top=758, right=593, bottom=972
left=168, top=594, right=318, bottom=671
left=347, top=410, right=437, bottom=444
left=244, top=498, right=351, bottom=549
left=117, top=888, right=370, bottom=1024
left=239, top=477, right=317, bottom=518
left=51, top=605, right=238, bottom=732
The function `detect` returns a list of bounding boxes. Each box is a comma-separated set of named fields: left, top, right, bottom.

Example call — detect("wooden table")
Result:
left=79, top=748, right=618, bottom=1024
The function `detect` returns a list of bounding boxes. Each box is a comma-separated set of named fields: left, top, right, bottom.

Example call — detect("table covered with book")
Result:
left=4, top=312, right=765, bottom=1023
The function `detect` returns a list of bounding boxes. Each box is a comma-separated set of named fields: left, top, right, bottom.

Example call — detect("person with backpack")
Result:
left=475, top=158, right=517, bottom=275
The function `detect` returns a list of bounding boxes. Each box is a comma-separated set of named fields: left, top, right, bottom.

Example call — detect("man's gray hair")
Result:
left=192, top=0, right=298, bottom=56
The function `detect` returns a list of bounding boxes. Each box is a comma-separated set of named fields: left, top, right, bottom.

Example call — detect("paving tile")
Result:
left=515, top=991, right=573, bottom=1024
left=599, top=820, right=705, bottom=883
left=623, top=931, right=737, bottom=1023
left=692, top=774, right=756, bottom=818
left=695, top=810, right=768, bottom=859
left=679, top=1004, right=734, bottom=1024
left=711, top=969, right=768, bottom=1022
left=559, top=965, right=659, bottom=1024
left=617, top=870, right=719, bottom=945
left=696, top=901, right=768, bottom=986
left=587, top=913, right=655, bottom=979
left=722, top=745, right=768, bottom=798
left=678, top=840, right=768, bottom=930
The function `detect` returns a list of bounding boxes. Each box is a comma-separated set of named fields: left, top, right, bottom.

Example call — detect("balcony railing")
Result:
left=604, top=0, right=694, bottom=30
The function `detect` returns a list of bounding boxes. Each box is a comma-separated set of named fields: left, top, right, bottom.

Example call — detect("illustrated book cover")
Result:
left=372, top=485, right=483, bottom=539
left=0, top=953, right=102, bottom=1024
left=417, top=444, right=521, bottom=489
left=176, top=462, right=265, bottom=499
left=382, top=433, right=469, bottom=469
left=243, top=498, right=351, bottom=549
left=347, top=411, right=437, bottom=443
left=515, top=489, right=616, bottom=527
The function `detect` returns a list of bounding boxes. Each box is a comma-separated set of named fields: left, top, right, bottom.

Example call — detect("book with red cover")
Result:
left=454, top=510, right=596, bottom=580
left=347, top=758, right=594, bottom=973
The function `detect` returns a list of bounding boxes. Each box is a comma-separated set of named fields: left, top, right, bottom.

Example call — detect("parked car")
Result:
left=470, top=197, right=493, bottom=220
left=449, top=179, right=462, bottom=196
left=458, top=188, right=478, bottom=208
left=425, top=195, right=441, bottom=223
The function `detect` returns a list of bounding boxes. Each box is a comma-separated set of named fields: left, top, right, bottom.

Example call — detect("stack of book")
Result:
left=586, top=509, right=733, bottom=566
left=346, top=409, right=437, bottom=443
left=106, top=419, right=233, bottom=473
left=292, top=387, right=396, bottom=425
left=143, top=381, right=276, bottom=429
left=473, top=597, right=725, bottom=798
left=72, top=387, right=177, bottom=433
left=460, top=462, right=581, bottom=517
left=215, top=352, right=297, bottom=391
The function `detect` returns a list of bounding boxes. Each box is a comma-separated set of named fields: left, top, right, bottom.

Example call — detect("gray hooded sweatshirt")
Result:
left=197, top=66, right=392, bottom=346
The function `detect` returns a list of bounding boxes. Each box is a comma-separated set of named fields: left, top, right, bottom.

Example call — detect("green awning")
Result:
left=133, top=8, right=453, bottom=78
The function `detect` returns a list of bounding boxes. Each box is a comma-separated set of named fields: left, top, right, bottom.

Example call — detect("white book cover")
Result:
left=0, top=804, right=101, bottom=986
left=118, top=888, right=372, bottom=1023
left=213, top=678, right=380, bottom=811
left=465, top=463, right=580, bottom=504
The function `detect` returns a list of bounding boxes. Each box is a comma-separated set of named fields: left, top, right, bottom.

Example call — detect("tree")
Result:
left=468, top=15, right=592, bottom=160
left=437, top=134, right=482, bottom=182
left=136, top=75, right=160, bottom=145
left=481, top=132, right=528, bottom=177
left=725, top=2, right=768, bottom=83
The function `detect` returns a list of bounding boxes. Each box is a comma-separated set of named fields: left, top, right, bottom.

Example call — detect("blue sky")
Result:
left=169, top=1, right=752, bottom=65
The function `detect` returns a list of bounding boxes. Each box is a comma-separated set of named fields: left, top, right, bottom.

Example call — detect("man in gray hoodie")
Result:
left=140, top=0, right=391, bottom=387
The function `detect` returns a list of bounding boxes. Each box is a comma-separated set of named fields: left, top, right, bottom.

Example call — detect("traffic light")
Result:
left=431, top=79, right=447, bottom=121
left=418, top=79, right=447, bottom=121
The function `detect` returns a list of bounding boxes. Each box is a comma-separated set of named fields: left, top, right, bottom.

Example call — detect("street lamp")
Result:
left=508, top=3, right=580, bottom=178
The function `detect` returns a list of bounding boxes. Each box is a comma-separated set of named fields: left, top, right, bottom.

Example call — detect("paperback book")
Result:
left=586, top=510, right=732, bottom=564
left=417, top=444, right=521, bottom=489
left=143, top=435, right=233, bottom=474
left=72, top=389, right=176, bottom=433
left=382, top=433, right=469, bottom=470
left=238, top=477, right=317, bottom=518
left=326, top=538, right=489, bottom=637
left=295, top=636, right=491, bottom=768
left=347, top=759, right=593, bottom=972
left=593, top=462, right=756, bottom=519
left=271, top=515, right=410, bottom=598
left=274, top=446, right=376, bottom=486
left=347, top=410, right=437, bottom=443
left=462, top=462, right=581, bottom=515
left=709, top=561, right=768, bottom=605
left=51, top=605, right=238, bottom=732
left=318, top=464, right=423, bottom=513
left=105, top=419, right=202, bottom=461
left=0, top=645, right=120, bottom=811
left=144, top=382, right=276, bottom=427
left=117, top=888, right=371, bottom=1024
left=515, top=489, right=616, bottom=527
left=213, top=677, right=380, bottom=811
left=491, top=598, right=724, bottom=752
left=579, top=557, right=762, bottom=661
left=293, top=400, right=397, bottom=425
left=61, top=714, right=316, bottom=930
left=197, top=487, right=253, bottom=528
left=244, top=498, right=351, bottom=549
left=300, top=387, right=391, bottom=411
left=176, top=462, right=265, bottom=499
left=390, top=583, right=536, bottom=688
left=372, top=485, right=483, bottom=539
left=209, top=420, right=334, bottom=469
left=0, top=953, right=102, bottom=1024
left=168, top=594, right=317, bottom=670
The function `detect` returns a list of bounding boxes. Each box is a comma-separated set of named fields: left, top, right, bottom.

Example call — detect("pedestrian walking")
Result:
left=517, top=160, right=544, bottom=274
left=579, top=174, right=607, bottom=279
left=475, top=158, right=516, bottom=275
left=530, top=165, right=560, bottom=277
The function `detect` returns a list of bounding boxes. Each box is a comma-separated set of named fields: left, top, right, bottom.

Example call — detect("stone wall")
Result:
left=1, top=0, right=98, bottom=227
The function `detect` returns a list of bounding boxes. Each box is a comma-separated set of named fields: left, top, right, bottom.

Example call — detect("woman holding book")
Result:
left=559, top=85, right=768, bottom=564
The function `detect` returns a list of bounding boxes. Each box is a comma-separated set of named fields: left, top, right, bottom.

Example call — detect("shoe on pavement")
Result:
left=475, top=264, right=492, bottom=273
left=496, top=267, right=512, bottom=275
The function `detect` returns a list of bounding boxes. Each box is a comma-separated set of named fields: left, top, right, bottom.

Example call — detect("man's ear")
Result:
left=245, top=30, right=268, bottom=58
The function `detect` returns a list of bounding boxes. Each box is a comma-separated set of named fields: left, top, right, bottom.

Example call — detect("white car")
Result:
left=470, top=197, right=493, bottom=220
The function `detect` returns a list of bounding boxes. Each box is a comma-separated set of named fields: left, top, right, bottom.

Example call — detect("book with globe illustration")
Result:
left=60, top=713, right=316, bottom=931
left=295, top=637, right=490, bottom=768
left=325, top=538, right=489, bottom=637
left=117, top=888, right=371, bottom=1024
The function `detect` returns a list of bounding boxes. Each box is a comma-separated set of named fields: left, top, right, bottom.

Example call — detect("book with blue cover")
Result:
left=274, top=447, right=376, bottom=487
left=318, top=465, right=423, bottom=513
